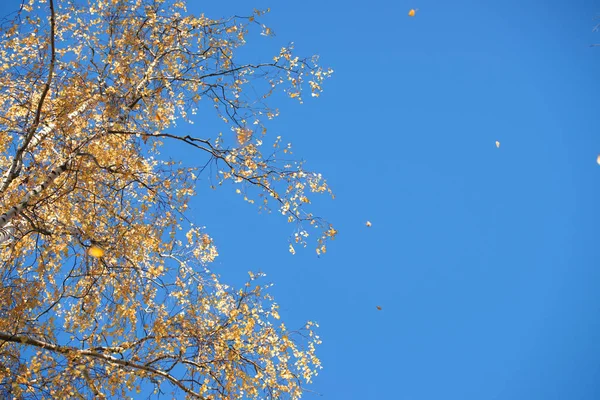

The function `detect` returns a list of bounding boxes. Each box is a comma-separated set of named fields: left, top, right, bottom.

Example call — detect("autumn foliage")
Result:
left=0, top=0, right=334, bottom=398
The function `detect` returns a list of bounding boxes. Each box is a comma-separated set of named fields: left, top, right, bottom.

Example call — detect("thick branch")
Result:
left=0, top=161, right=68, bottom=230
left=0, top=130, right=103, bottom=235
left=0, top=332, right=206, bottom=399
left=0, top=0, right=56, bottom=193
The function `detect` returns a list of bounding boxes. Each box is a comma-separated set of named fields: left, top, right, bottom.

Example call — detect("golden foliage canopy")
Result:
left=0, top=0, right=334, bottom=398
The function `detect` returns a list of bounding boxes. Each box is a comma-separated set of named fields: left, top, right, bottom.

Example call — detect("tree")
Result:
left=0, top=0, right=335, bottom=398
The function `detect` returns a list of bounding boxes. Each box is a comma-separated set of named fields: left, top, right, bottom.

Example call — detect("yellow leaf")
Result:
left=408, top=9, right=416, bottom=17
left=236, top=127, right=252, bottom=145
left=88, top=245, right=104, bottom=258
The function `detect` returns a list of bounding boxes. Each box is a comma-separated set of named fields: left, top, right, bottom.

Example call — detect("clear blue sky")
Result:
left=3, top=0, right=600, bottom=399
left=190, top=1, right=600, bottom=399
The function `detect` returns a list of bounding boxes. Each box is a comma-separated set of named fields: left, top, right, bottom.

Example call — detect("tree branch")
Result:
left=0, top=331, right=206, bottom=399
left=0, top=0, right=56, bottom=193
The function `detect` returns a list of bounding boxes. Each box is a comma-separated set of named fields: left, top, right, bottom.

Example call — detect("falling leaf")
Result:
left=495, top=141, right=500, bottom=148
left=88, top=245, right=105, bottom=258
left=408, top=9, right=416, bottom=17
left=376, top=306, right=382, bottom=311
left=366, top=221, right=372, bottom=227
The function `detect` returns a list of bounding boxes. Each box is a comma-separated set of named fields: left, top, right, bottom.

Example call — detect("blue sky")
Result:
left=188, top=1, right=600, bottom=399
left=189, top=1, right=600, bottom=399
left=3, top=0, right=600, bottom=399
